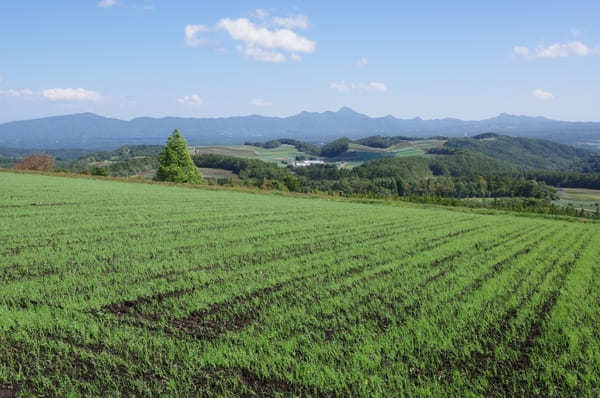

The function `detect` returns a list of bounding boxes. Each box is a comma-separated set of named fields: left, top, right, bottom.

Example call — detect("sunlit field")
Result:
left=1, top=172, right=599, bottom=396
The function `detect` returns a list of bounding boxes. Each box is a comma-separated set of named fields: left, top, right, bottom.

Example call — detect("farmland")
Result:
left=1, top=172, right=599, bottom=397
left=554, top=188, right=600, bottom=212
left=190, top=140, right=444, bottom=168
left=190, top=144, right=306, bottom=166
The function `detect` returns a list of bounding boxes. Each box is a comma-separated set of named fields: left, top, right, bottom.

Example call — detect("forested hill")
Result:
left=442, top=133, right=594, bottom=170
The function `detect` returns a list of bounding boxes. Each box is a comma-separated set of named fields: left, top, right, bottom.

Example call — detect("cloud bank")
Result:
left=43, top=88, right=103, bottom=101
left=330, top=81, right=388, bottom=93
left=186, top=13, right=316, bottom=63
left=514, top=41, right=597, bottom=58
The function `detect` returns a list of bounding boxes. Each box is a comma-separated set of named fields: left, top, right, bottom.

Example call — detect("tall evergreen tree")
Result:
left=155, top=129, right=204, bottom=184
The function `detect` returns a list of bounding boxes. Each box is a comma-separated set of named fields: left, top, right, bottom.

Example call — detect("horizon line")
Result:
left=3, top=107, right=600, bottom=125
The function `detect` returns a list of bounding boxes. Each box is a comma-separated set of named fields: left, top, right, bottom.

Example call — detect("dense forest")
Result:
left=193, top=151, right=556, bottom=200
left=444, top=133, right=591, bottom=170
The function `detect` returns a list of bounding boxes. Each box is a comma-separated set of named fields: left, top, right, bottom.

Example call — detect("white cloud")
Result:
left=177, top=94, right=203, bottom=106
left=538, top=41, right=591, bottom=57
left=252, top=9, right=269, bottom=19
left=143, top=5, right=155, bottom=12
left=185, top=24, right=216, bottom=47
left=98, top=0, right=117, bottom=8
left=514, top=41, right=597, bottom=58
left=513, top=46, right=530, bottom=57
left=217, top=17, right=316, bottom=53
left=329, top=82, right=349, bottom=92
left=330, top=81, right=388, bottom=93
left=272, top=15, right=310, bottom=30
left=355, top=57, right=369, bottom=68
left=533, top=89, right=554, bottom=101
left=187, top=14, right=315, bottom=63
left=242, top=46, right=286, bottom=62
left=43, top=88, right=102, bottom=102
left=0, top=89, right=34, bottom=97
left=367, top=82, right=387, bottom=92
left=250, top=98, right=272, bottom=107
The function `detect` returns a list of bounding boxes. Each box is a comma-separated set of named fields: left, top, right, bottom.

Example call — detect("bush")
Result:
left=12, top=154, right=55, bottom=171
left=90, top=167, right=108, bottom=176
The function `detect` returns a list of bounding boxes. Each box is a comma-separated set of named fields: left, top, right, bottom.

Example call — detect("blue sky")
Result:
left=0, top=0, right=599, bottom=123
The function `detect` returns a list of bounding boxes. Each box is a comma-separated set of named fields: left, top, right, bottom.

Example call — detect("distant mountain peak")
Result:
left=337, top=106, right=360, bottom=115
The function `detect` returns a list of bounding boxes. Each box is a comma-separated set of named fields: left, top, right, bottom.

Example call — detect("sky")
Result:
left=0, top=0, right=599, bottom=123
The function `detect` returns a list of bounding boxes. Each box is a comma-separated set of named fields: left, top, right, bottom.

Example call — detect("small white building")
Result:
left=293, top=160, right=325, bottom=167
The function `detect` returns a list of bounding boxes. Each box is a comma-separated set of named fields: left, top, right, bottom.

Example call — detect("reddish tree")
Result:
left=12, top=154, right=55, bottom=171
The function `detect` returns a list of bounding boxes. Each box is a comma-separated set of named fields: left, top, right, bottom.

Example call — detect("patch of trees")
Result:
left=353, top=151, right=513, bottom=179
left=0, top=155, right=17, bottom=168
left=12, top=154, right=55, bottom=171
left=444, top=135, right=590, bottom=170
left=520, top=170, right=600, bottom=190
left=404, top=196, right=597, bottom=219
left=0, top=147, right=90, bottom=162
left=571, top=155, right=600, bottom=173
left=293, top=153, right=553, bottom=199
left=353, top=135, right=421, bottom=148
left=320, top=138, right=350, bottom=158
left=196, top=151, right=554, bottom=200
left=427, top=148, right=456, bottom=155
left=72, top=145, right=162, bottom=165
left=98, top=158, right=159, bottom=177
left=193, top=154, right=289, bottom=180
left=472, top=132, right=500, bottom=140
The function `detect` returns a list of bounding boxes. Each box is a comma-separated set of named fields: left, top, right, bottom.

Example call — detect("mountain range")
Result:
left=1, top=107, right=599, bottom=151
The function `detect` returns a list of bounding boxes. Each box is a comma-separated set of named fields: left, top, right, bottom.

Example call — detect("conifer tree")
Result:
left=155, top=129, right=204, bottom=184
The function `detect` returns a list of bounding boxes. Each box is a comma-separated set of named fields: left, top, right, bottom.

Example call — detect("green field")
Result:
left=554, top=188, right=600, bottom=212
left=191, top=144, right=307, bottom=166
left=1, top=172, right=599, bottom=397
left=335, top=140, right=444, bottom=163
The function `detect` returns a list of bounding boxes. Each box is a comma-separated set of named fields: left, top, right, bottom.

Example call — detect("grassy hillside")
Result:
left=444, top=133, right=590, bottom=170
left=554, top=188, right=600, bottom=212
left=1, top=172, right=599, bottom=396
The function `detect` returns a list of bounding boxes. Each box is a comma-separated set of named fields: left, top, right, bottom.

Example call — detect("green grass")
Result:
left=342, top=140, right=443, bottom=163
left=554, top=188, right=600, bottom=212
left=1, top=172, right=599, bottom=396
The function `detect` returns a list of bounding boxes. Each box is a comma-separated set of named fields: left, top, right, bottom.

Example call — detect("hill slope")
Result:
left=1, top=109, right=600, bottom=150
left=444, top=133, right=593, bottom=170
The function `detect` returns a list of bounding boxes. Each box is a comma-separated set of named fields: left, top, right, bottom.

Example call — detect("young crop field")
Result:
left=1, top=172, right=599, bottom=397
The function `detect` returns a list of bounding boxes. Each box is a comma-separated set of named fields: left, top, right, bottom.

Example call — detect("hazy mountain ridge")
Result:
left=1, top=108, right=599, bottom=150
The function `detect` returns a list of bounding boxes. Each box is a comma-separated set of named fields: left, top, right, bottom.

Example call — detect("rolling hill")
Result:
left=443, top=133, right=593, bottom=170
